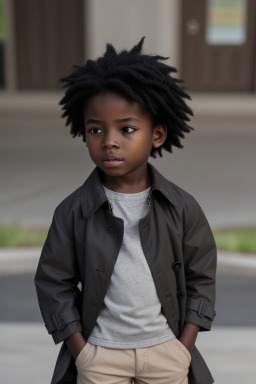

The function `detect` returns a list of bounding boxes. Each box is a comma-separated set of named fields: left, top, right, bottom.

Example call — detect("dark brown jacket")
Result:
left=35, top=163, right=217, bottom=384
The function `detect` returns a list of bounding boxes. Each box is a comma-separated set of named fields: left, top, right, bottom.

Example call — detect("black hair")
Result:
left=59, top=37, right=193, bottom=157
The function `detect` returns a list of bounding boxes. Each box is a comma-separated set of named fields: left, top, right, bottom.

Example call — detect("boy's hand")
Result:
left=179, top=322, right=199, bottom=354
left=65, top=332, right=87, bottom=360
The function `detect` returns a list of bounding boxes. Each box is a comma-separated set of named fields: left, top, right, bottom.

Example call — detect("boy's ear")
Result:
left=152, top=124, right=167, bottom=149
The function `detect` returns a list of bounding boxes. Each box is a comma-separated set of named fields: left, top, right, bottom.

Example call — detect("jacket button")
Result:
left=177, top=290, right=185, bottom=298
left=172, top=261, right=182, bottom=271
left=108, top=226, right=116, bottom=233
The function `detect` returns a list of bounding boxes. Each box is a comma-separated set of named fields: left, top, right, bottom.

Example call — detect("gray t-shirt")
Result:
left=87, top=186, right=175, bottom=348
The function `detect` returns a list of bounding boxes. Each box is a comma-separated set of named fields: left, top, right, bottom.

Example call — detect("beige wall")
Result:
left=85, top=0, right=181, bottom=69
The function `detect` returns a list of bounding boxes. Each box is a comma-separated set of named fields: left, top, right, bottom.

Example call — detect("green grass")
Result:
left=0, top=223, right=48, bottom=247
left=0, top=223, right=255, bottom=254
left=213, top=226, right=256, bottom=254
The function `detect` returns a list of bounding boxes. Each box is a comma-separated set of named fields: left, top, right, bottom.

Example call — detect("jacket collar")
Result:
left=148, top=163, right=177, bottom=207
left=81, top=163, right=177, bottom=218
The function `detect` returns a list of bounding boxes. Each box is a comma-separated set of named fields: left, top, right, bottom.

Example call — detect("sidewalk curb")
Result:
left=0, top=247, right=256, bottom=277
left=0, top=247, right=41, bottom=275
left=1, top=92, right=256, bottom=118
left=217, top=251, right=256, bottom=278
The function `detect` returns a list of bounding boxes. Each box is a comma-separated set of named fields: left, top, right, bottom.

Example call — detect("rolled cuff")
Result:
left=46, top=307, right=81, bottom=334
left=51, top=320, right=83, bottom=344
left=185, top=298, right=216, bottom=331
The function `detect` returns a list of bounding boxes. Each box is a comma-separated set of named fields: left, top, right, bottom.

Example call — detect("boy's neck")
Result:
left=101, top=169, right=151, bottom=193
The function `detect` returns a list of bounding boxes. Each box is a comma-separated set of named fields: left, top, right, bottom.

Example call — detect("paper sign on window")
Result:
left=206, top=0, right=247, bottom=45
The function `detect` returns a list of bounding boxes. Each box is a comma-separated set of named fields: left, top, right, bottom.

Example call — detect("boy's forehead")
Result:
left=84, top=91, right=151, bottom=120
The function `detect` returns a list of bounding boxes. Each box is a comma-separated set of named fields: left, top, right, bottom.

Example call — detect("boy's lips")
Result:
left=102, top=154, right=124, bottom=167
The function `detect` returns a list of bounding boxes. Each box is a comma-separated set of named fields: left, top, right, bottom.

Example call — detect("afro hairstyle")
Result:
left=59, top=37, right=193, bottom=157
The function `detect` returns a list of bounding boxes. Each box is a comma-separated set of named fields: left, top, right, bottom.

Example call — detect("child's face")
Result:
left=84, top=92, right=166, bottom=185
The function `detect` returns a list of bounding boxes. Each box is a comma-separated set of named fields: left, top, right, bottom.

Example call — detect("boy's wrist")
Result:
left=65, top=332, right=87, bottom=360
left=179, top=322, right=199, bottom=354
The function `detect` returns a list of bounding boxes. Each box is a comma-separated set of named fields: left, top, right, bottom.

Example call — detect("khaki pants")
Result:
left=75, top=338, right=191, bottom=384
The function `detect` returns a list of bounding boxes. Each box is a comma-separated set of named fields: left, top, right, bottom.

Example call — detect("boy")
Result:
left=35, top=38, right=216, bottom=384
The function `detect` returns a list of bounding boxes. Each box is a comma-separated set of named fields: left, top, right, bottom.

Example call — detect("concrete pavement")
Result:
left=0, top=248, right=256, bottom=383
left=1, top=322, right=255, bottom=384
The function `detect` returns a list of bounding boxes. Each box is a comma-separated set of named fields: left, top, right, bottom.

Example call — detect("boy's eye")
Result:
left=88, top=128, right=102, bottom=134
left=121, top=127, right=136, bottom=133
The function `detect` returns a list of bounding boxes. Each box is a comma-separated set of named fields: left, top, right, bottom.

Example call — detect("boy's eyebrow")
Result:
left=86, top=119, right=104, bottom=125
left=115, top=117, right=141, bottom=123
left=86, top=117, right=141, bottom=125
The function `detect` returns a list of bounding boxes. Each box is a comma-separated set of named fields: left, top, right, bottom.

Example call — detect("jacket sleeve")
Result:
left=34, top=205, right=82, bottom=344
left=182, top=197, right=217, bottom=331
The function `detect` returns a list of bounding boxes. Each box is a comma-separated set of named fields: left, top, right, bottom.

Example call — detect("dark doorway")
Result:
left=0, top=0, right=5, bottom=88
left=13, top=0, right=84, bottom=90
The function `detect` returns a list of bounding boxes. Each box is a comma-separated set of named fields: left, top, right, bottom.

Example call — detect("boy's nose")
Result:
left=101, top=133, right=120, bottom=149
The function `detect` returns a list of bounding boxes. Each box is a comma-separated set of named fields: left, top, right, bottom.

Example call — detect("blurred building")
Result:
left=1, top=0, right=256, bottom=93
